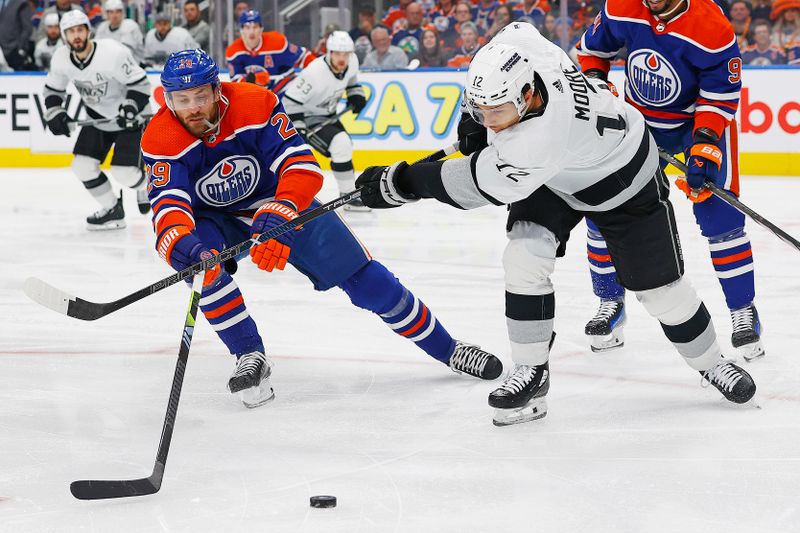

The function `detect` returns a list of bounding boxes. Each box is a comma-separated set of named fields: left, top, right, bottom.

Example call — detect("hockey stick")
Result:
left=71, top=113, right=154, bottom=128
left=24, top=143, right=459, bottom=321
left=659, top=148, right=800, bottom=252
left=306, top=105, right=354, bottom=137
left=70, top=274, right=203, bottom=500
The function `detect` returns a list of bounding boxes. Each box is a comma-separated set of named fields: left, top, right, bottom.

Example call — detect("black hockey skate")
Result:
left=86, top=191, right=125, bottom=231
left=489, top=362, right=550, bottom=426
left=700, top=358, right=757, bottom=405
left=228, top=351, right=275, bottom=408
left=585, top=299, right=626, bottom=352
left=730, top=304, right=765, bottom=361
left=136, top=187, right=151, bottom=215
left=449, top=342, right=503, bottom=380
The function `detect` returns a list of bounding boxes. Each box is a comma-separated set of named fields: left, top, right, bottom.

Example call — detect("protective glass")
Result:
left=166, top=86, right=217, bottom=111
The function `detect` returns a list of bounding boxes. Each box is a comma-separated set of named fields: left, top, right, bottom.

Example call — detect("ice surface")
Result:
left=1, top=169, right=798, bottom=533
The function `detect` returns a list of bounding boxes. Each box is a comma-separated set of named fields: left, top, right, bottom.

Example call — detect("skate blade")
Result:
left=740, top=341, right=765, bottom=362
left=86, top=220, right=126, bottom=231
left=239, top=379, right=275, bottom=409
left=590, top=332, right=624, bottom=352
left=492, top=398, right=547, bottom=426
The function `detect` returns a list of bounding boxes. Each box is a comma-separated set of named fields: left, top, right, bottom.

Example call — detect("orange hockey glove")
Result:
left=250, top=200, right=300, bottom=272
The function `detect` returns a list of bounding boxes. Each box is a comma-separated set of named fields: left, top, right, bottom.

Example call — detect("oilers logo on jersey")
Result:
left=195, top=155, right=260, bottom=206
left=626, top=49, right=681, bottom=107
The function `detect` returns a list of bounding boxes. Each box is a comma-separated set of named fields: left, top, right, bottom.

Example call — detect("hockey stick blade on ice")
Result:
left=24, top=144, right=459, bottom=321
left=70, top=275, right=203, bottom=500
left=658, top=148, right=800, bottom=252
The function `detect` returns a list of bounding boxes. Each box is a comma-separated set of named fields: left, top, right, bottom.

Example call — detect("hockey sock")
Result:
left=707, top=228, right=755, bottom=310
left=341, top=261, right=456, bottom=362
left=331, top=161, right=355, bottom=194
left=586, top=223, right=625, bottom=301
left=82, top=171, right=118, bottom=209
left=506, top=291, right=554, bottom=366
left=199, top=272, right=264, bottom=356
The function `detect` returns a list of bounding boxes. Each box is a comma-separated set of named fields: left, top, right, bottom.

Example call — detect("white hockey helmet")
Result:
left=104, top=0, right=125, bottom=11
left=43, top=13, right=60, bottom=27
left=60, top=10, right=91, bottom=39
left=326, top=31, right=355, bottom=55
left=463, top=42, right=536, bottom=124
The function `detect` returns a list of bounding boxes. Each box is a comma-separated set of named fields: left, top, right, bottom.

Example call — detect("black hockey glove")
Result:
left=347, top=93, right=367, bottom=113
left=355, top=161, right=419, bottom=209
left=117, top=99, right=140, bottom=129
left=457, top=112, right=487, bottom=155
left=245, top=71, right=257, bottom=84
left=45, top=107, right=73, bottom=137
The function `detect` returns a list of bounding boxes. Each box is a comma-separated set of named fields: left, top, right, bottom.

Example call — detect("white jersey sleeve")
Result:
left=43, top=46, right=72, bottom=103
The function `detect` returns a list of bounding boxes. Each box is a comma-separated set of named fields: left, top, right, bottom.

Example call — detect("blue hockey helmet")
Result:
left=161, top=49, right=220, bottom=93
left=239, top=9, right=262, bottom=27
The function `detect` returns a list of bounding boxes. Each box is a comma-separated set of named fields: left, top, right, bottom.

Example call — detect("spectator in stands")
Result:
left=95, top=0, right=145, bottom=65
left=486, top=4, right=513, bottom=39
left=473, top=0, right=500, bottom=32
left=87, top=1, right=104, bottom=26
left=513, top=0, right=550, bottom=27
left=414, top=28, right=447, bottom=66
left=393, top=2, right=426, bottom=55
left=429, top=0, right=456, bottom=22
left=743, top=20, right=788, bottom=62
left=446, top=20, right=481, bottom=67
left=144, top=12, right=198, bottom=68
left=362, top=25, right=409, bottom=69
left=350, top=4, right=376, bottom=63
left=771, top=0, right=800, bottom=47
left=35, top=0, right=79, bottom=41
left=33, top=12, right=62, bottom=69
left=382, top=0, right=413, bottom=33
left=751, top=0, right=773, bottom=21
left=552, top=16, right=579, bottom=49
left=441, top=0, right=483, bottom=50
left=313, top=22, right=339, bottom=56
left=0, top=0, right=34, bottom=70
left=786, top=40, right=800, bottom=62
left=540, top=13, right=557, bottom=40
left=730, top=0, right=754, bottom=49
left=183, top=0, right=209, bottom=51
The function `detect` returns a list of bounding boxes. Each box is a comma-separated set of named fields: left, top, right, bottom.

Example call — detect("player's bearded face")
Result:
left=65, top=26, right=90, bottom=53
left=644, top=0, right=677, bottom=15
left=170, top=85, right=220, bottom=137
left=329, top=51, right=349, bottom=72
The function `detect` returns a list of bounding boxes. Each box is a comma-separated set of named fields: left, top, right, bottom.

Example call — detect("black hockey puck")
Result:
left=310, top=495, right=337, bottom=508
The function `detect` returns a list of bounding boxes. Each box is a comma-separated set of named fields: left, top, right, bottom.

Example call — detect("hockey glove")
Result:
left=347, top=93, right=367, bottom=113
left=457, top=112, right=487, bottom=155
left=117, top=99, right=140, bottom=130
left=355, top=161, right=419, bottom=209
left=244, top=71, right=270, bottom=86
left=250, top=200, right=300, bottom=272
left=45, top=107, right=73, bottom=137
left=584, top=69, right=619, bottom=97
left=682, top=129, right=723, bottom=203
left=156, top=226, right=221, bottom=287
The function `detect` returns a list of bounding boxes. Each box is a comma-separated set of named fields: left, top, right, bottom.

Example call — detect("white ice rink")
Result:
left=1, top=169, right=799, bottom=533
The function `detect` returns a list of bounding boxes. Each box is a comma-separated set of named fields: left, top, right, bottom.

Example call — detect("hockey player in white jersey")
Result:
left=44, top=10, right=152, bottom=230
left=143, top=12, right=198, bottom=69
left=94, top=0, right=145, bottom=66
left=356, top=22, right=757, bottom=425
left=283, top=31, right=369, bottom=211
left=34, top=13, right=64, bottom=70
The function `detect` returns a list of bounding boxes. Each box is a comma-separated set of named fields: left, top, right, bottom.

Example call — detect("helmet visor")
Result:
left=465, top=98, right=520, bottom=127
left=166, top=86, right=217, bottom=111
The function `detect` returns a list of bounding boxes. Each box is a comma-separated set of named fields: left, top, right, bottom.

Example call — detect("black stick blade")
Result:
left=70, top=476, right=160, bottom=500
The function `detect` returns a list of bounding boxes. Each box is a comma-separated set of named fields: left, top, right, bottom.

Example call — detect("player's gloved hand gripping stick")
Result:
left=23, top=143, right=460, bottom=321
left=659, top=148, right=800, bottom=253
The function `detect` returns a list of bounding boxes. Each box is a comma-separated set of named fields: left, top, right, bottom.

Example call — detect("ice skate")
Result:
left=136, top=186, right=151, bottom=215
left=730, top=304, right=765, bottom=362
left=86, top=191, right=125, bottom=231
left=449, top=342, right=503, bottom=380
left=228, top=351, right=275, bottom=408
left=585, top=299, right=626, bottom=352
left=489, top=362, right=550, bottom=426
left=344, top=197, right=372, bottom=212
left=700, top=358, right=757, bottom=406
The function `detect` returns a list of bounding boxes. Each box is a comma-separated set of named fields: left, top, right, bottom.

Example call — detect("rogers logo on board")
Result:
left=196, top=155, right=260, bottom=206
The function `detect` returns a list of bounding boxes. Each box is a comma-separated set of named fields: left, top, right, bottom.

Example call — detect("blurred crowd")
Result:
left=0, top=0, right=797, bottom=72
